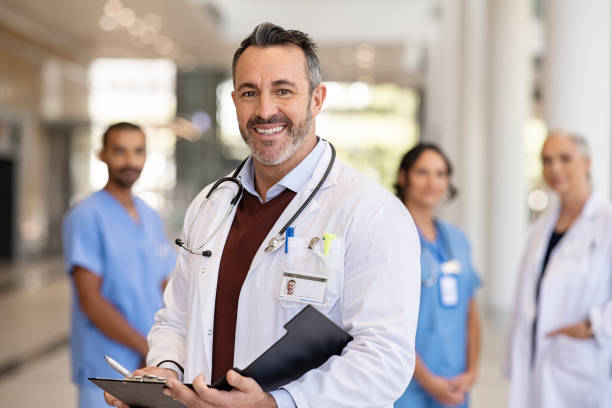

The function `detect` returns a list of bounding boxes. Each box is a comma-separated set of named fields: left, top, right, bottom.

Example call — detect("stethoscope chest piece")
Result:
left=264, top=234, right=285, bottom=253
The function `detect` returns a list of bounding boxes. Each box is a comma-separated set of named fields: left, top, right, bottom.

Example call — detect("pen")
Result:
left=105, top=355, right=132, bottom=377
left=308, top=237, right=320, bottom=249
left=285, top=227, right=294, bottom=254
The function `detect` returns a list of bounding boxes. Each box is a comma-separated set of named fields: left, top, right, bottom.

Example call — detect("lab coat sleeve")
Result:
left=588, top=219, right=612, bottom=353
left=146, top=247, right=189, bottom=369
left=504, top=223, right=538, bottom=379
left=589, top=297, right=612, bottom=352
left=283, top=196, right=421, bottom=408
left=146, top=189, right=210, bottom=370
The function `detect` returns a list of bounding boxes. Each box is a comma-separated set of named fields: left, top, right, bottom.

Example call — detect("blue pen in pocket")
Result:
left=285, top=227, right=294, bottom=254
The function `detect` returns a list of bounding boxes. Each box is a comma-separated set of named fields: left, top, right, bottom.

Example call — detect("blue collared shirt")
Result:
left=237, top=138, right=326, bottom=202
left=237, top=139, right=326, bottom=407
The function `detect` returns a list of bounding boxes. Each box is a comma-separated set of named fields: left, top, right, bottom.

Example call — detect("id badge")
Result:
left=440, top=259, right=461, bottom=275
left=439, top=274, right=459, bottom=307
left=278, top=272, right=327, bottom=305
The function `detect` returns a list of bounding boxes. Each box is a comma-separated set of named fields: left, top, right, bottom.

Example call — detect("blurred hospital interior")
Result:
left=0, top=0, right=610, bottom=406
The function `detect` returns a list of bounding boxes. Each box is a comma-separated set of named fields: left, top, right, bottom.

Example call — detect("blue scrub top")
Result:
left=62, top=190, right=176, bottom=385
left=395, top=220, right=481, bottom=408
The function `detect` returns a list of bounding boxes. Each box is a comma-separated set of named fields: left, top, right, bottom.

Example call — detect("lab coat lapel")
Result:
left=247, top=142, right=337, bottom=275
left=192, top=178, right=241, bottom=377
left=519, top=206, right=558, bottom=321
left=547, top=192, right=601, bottom=260
left=533, top=207, right=559, bottom=274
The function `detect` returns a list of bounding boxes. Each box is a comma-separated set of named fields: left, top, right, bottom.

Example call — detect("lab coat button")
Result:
left=201, top=267, right=206, bottom=274
left=207, top=329, right=213, bottom=335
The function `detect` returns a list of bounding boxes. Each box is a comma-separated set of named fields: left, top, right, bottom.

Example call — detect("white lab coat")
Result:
left=148, top=142, right=421, bottom=408
left=507, top=192, right=612, bottom=408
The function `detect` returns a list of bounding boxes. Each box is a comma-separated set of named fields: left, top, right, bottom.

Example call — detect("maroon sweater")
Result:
left=211, top=188, right=296, bottom=382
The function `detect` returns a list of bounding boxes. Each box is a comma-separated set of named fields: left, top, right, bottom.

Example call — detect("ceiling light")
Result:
left=155, top=36, right=174, bottom=56
left=103, top=0, right=123, bottom=17
left=140, top=27, right=159, bottom=44
left=117, top=8, right=136, bottom=27
left=99, top=14, right=119, bottom=31
left=143, top=14, right=163, bottom=31
left=528, top=190, right=549, bottom=212
left=356, top=43, right=376, bottom=69
left=128, top=18, right=146, bottom=36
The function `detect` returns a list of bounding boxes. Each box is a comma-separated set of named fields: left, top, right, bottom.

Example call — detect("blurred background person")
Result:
left=394, top=144, right=482, bottom=408
left=507, top=131, right=612, bottom=408
left=62, top=122, right=176, bottom=408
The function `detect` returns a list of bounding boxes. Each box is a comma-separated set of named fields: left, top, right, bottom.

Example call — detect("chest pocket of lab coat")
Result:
left=550, top=238, right=593, bottom=281
left=277, top=236, right=344, bottom=313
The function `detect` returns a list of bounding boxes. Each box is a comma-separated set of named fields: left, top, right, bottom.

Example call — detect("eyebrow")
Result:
left=271, top=79, right=296, bottom=88
left=235, top=82, right=258, bottom=92
left=235, top=79, right=297, bottom=92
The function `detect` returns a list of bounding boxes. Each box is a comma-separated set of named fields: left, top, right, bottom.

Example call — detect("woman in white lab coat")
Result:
left=507, top=131, right=612, bottom=408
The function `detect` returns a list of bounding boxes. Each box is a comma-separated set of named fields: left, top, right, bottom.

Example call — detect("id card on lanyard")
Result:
left=439, top=259, right=461, bottom=307
left=419, top=223, right=461, bottom=307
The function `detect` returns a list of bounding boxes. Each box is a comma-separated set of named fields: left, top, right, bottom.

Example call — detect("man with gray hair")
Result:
left=106, top=22, right=420, bottom=408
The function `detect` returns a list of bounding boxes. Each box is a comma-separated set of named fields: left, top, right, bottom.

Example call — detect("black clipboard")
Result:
left=89, top=378, right=192, bottom=408
left=212, top=304, right=353, bottom=391
left=90, top=305, right=352, bottom=406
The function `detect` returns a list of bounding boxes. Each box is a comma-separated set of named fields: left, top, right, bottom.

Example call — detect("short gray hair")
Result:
left=232, top=22, right=322, bottom=94
left=547, top=129, right=590, bottom=158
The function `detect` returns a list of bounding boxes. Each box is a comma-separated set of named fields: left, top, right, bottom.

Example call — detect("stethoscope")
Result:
left=419, top=222, right=454, bottom=287
left=175, top=142, right=336, bottom=257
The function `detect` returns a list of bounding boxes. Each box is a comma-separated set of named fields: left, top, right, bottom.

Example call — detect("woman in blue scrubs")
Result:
left=394, top=143, right=482, bottom=408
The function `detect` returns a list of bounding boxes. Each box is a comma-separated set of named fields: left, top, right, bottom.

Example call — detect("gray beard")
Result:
left=240, top=108, right=312, bottom=166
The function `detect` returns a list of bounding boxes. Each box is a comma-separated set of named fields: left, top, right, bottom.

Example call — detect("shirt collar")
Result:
left=237, top=138, right=326, bottom=203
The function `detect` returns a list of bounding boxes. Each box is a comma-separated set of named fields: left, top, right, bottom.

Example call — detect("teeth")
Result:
left=255, top=126, right=284, bottom=134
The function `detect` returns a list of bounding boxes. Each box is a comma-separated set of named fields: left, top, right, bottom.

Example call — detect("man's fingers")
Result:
left=226, top=369, right=258, bottom=392
left=546, top=328, right=563, bottom=337
left=133, top=368, right=146, bottom=376
left=133, top=366, right=179, bottom=380
left=165, top=375, right=219, bottom=408
left=104, top=391, right=129, bottom=408
left=192, top=374, right=212, bottom=397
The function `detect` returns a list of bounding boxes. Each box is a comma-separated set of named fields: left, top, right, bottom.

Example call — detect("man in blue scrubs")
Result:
left=62, top=122, right=176, bottom=408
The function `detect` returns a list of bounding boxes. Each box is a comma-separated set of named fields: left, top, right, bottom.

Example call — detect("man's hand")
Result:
left=546, top=320, right=594, bottom=339
left=422, top=374, right=465, bottom=406
left=449, top=370, right=477, bottom=394
left=104, top=367, right=179, bottom=407
left=163, top=370, right=277, bottom=408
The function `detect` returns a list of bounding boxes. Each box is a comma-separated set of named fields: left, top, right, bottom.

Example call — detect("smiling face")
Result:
left=99, top=128, right=146, bottom=189
left=232, top=44, right=325, bottom=167
left=286, top=280, right=295, bottom=295
left=541, top=134, right=590, bottom=196
left=401, top=149, right=450, bottom=210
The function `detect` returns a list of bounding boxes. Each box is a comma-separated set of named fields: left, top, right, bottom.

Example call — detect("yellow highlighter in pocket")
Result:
left=322, top=233, right=337, bottom=256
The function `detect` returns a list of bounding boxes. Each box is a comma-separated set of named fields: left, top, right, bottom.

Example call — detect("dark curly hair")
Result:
left=394, top=143, right=458, bottom=201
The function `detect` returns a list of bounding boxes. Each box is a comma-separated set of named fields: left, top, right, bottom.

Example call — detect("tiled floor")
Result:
left=0, top=258, right=509, bottom=408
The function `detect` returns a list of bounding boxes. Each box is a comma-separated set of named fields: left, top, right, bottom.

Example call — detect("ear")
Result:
left=97, top=148, right=105, bottom=163
left=396, top=169, right=407, bottom=187
left=310, top=83, right=327, bottom=117
left=231, top=90, right=237, bottom=107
